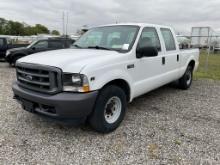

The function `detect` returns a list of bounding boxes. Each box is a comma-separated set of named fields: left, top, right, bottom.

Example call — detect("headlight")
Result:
left=6, top=50, right=10, bottom=56
left=62, top=73, right=90, bottom=92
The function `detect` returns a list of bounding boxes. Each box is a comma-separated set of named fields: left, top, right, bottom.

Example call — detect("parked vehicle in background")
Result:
left=212, top=38, right=220, bottom=53
left=5, top=38, right=74, bottom=65
left=0, top=37, right=28, bottom=59
left=12, top=23, right=199, bottom=133
left=177, top=35, right=191, bottom=49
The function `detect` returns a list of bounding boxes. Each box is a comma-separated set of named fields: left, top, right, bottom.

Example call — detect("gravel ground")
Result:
left=0, top=62, right=220, bottom=164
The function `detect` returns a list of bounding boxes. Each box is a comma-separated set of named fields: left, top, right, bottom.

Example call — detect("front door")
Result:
left=132, top=27, right=165, bottom=97
left=28, top=40, right=49, bottom=54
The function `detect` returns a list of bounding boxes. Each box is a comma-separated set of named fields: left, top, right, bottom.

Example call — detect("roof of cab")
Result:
left=95, top=23, right=172, bottom=29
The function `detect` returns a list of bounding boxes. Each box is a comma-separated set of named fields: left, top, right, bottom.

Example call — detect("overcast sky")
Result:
left=0, top=0, right=220, bottom=35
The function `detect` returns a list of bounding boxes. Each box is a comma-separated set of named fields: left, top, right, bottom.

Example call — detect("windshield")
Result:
left=27, top=40, right=38, bottom=48
left=73, top=25, right=139, bottom=52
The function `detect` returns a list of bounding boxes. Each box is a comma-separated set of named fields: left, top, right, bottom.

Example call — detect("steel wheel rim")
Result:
left=104, top=96, right=122, bottom=124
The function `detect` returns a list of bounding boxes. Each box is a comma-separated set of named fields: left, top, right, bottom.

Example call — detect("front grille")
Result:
left=16, top=63, right=62, bottom=94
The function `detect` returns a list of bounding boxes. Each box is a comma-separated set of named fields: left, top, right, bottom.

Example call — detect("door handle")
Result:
left=177, top=54, right=179, bottom=62
left=127, top=64, right=135, bottom=69
left=162, top=57, right=165, bottom=65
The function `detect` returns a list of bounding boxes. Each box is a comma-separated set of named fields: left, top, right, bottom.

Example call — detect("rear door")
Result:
left=160, top=28, right=180, bottom=81
left=64, top=40, right=75, bottom=48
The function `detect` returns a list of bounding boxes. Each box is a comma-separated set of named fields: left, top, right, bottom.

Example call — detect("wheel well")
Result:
left=12, top=54, right=25, bottom=62
left=103, top=79, right=130, bottom=102
left=12, top=54, right=25, bottom=59
left=188, top=60, right=195, bottom=70
left=14, top=54, right=25, bottom=58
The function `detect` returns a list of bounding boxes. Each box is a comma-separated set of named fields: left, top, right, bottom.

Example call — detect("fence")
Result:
left=177, top=35, right=220, bottom=71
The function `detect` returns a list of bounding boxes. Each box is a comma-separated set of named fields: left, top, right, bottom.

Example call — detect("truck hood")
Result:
left=8, top=47, right=27, bottom=52
left=18, top=48, right=121, bottom=73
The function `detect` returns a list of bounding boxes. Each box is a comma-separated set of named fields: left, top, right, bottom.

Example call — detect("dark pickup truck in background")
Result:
left=0, top=37, right=28, bottom=59
left=5, top=38, right=75, bottom=65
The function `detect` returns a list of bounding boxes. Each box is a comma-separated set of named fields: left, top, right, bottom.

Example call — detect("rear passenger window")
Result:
left=138, top=27, right=161, bottom=51
left=34, top=41, right=48, bottom=49
left=161, top=28, right=176, bottom=51
left=49, top=41, right=65, bottom=49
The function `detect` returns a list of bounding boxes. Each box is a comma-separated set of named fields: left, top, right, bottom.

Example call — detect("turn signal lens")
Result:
left=82, top=85, right=90, bottom=92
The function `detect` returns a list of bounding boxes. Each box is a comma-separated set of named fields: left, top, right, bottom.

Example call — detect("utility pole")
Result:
left=66, top=12, right=69, bottom=36
left=62, top=12, right=65, bottom=35
left=205, top=28, right=212, bottom=72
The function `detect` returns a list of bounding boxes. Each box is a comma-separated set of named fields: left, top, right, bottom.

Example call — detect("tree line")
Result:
left=0, top=18, right=60, bottom=36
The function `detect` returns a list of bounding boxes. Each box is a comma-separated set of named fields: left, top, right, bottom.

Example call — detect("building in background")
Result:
left=190, top=27, right=215, bottom=48
left=0, top=34, right=61, bottom=44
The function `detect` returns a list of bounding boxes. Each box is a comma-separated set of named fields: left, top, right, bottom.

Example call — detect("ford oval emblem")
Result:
left=25, top=74, right=33, bottom=81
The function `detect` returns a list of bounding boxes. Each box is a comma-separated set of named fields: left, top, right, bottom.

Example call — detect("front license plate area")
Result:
left=22, top=99, right=34, bottom=112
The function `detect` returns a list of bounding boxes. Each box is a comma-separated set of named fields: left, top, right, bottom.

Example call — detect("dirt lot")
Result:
left=0, top=62, right=220, bottom=164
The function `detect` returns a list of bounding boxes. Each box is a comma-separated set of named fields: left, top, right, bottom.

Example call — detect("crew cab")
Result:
left=12, top=23, right=199, bottom=133
left=0, top=37, right=28, bottom=59
left=5, top=38, right=74, bottom=65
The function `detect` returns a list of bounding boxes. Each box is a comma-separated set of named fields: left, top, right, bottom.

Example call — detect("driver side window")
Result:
left=137, top=27, right=161, bottom=51
left=34, top=41, right=48, bottom=49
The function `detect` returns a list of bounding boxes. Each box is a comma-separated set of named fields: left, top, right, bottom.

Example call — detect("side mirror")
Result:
left=136, top=46, right=158, bottom=58
left=32, top=47, right=36, bottom=50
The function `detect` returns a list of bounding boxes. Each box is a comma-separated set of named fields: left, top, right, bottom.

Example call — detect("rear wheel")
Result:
left=89, top=85, right=127, bottom=133
left=178, top=65, right=193, bottom=90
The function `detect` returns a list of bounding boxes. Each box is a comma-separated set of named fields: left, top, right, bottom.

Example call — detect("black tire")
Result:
left=89, top=85, right=127, bottom=133
left=178, top=65, right=193, bottom=90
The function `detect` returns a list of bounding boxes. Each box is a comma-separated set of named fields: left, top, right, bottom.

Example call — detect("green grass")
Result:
left=194, top=50, right=220, bottom=80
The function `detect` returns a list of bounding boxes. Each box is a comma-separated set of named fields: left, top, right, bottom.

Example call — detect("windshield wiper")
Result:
left=73, top=44, right=82, bottom=48
left=87, top=46, right=113, bottom=51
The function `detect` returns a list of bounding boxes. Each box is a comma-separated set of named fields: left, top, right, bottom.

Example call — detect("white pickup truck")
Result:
left=13, top=23, right=199, bottom=133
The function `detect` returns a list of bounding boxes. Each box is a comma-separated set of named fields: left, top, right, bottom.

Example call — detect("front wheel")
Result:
left=89, top=85, right=127, bottom=133
left=178, top=65, right=193, bottom=90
